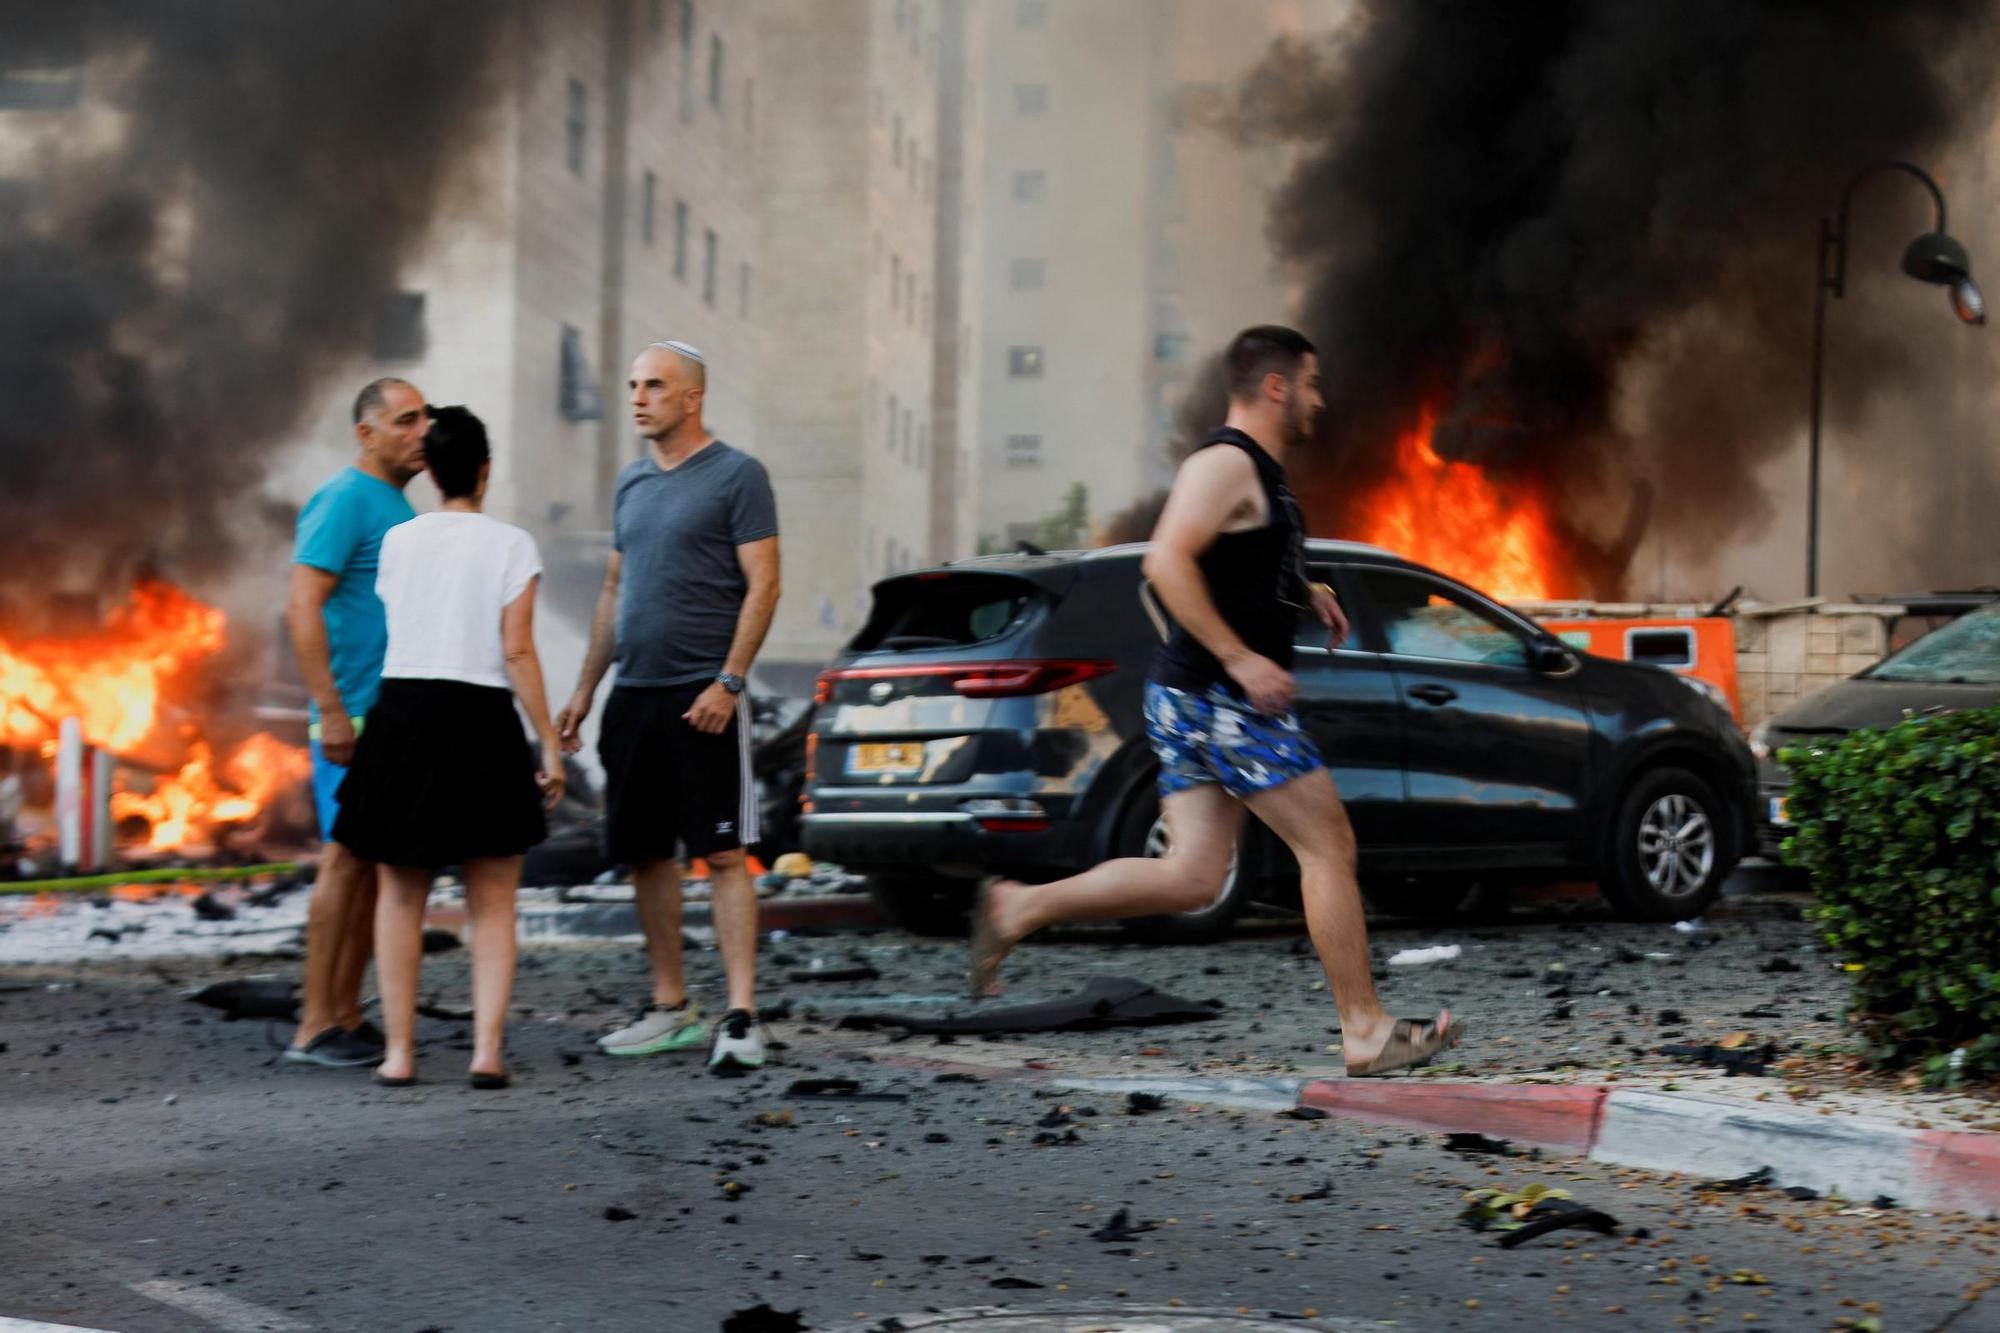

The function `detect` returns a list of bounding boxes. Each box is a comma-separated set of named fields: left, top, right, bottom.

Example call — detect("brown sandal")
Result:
left=967, top=876, right=1010, bottom=1000
left=1345, top=1013, right=1464, bottom=1078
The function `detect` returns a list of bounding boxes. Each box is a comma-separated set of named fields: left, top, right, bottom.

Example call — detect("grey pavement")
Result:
left=2, top=873, right=1997, bottom=1331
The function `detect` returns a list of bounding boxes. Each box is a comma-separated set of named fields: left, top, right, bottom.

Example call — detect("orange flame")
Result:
left=112, top=733, right=312, bottom=850
left=1, top=580, right=309, bottom=851
left=0, top=581, right=224, bottom=752
left=1348, top=407, right=1572, bottom=601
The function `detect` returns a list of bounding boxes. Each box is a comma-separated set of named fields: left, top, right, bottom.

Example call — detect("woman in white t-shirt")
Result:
left=333, top=405, right=564, bottom=1089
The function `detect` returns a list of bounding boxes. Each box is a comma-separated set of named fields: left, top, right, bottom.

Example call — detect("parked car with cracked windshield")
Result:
left=1755, top=600, right=2000, bottom=855
left=803, top=540, right=1757, bottom=941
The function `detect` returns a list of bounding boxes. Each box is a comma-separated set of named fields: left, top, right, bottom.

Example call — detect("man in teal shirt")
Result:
left=284, top=377, right=428, bottom=1066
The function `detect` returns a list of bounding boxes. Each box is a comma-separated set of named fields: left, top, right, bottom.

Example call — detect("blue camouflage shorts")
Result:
left=1143, top=680, right=1325, bottom=800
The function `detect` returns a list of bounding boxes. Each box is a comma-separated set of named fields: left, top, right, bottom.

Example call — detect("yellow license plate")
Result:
left=849, top=742, right=925, bottom=774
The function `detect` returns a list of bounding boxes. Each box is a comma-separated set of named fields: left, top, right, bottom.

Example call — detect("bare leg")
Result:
left=631, top=857, right=688, bottom=1007
left=330, top=853, right=378, bottom=1032
left=293, top=841, right=374, bottom=1046
left=981, top=785, right=1244, bottom=983
left=1244, top=768, right=1442, bottom=1069
left=373, top=864, right=433, bottom=1080
left=706, top=847, right=758, bottom=1014
left=461, top=855, right=521, bottom=1077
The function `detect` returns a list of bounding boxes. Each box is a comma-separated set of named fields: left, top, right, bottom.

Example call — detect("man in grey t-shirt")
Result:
left=557, top=341, right=782, bottom=1076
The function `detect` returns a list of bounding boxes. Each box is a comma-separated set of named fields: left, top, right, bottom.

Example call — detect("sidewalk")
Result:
left=847, top=1034, right=2000, bottom=1217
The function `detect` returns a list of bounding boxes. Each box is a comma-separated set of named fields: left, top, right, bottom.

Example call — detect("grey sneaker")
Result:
left=282, top=1027, right=380, bottom=1068
left=598, top=1001, right=710, bottom=1056
left=706, top=1009, right=768, bottom=1077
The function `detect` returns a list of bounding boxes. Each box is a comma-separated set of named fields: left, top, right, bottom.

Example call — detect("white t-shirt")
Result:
left=377, top=512, right=543, bottom=690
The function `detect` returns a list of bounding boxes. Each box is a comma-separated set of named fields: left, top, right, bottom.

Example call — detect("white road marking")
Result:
left=0, top=1317, right=121, bottom=1332
left=126, top=1281, right=309, bottom=1332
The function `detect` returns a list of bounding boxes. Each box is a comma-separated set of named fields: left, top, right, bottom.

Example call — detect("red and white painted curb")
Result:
left=1297, top=1077, right=2000, bottom=1216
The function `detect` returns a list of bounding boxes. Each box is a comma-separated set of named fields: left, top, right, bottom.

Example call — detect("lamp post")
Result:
left=1808, top=160, right=1984, bottom=598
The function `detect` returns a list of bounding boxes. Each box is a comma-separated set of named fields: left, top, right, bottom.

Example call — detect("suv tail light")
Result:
left=814, top=659, right=1116, bottom=705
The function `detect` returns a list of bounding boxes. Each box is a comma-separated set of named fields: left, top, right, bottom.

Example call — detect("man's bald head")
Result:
left=629, top=341, right=708, bottom=444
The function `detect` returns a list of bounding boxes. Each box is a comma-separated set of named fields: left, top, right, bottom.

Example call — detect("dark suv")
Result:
left=802, top=541, right=1756, bottom=940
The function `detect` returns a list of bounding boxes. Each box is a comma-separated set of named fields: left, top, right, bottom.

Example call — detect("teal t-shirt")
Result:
left=294, top=466, right=416, bottom=720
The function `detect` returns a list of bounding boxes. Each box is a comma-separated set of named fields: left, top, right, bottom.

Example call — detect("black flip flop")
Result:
left=372, top=1070, right=418, bottom=1088
left=468, top=1070, right=511, bottom=1090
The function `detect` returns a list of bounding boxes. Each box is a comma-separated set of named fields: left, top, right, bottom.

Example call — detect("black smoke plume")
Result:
left=0, top=1, right=507, bottom=615
left=1171, top=0, right=1998, bottom=596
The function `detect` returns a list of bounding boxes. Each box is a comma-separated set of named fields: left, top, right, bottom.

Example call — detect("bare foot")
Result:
left=968, top=876, right=1026, bottom=999
left=375, top=1050, right=416, bottom=1082
left=469, top=1054, right=505, bottom=1079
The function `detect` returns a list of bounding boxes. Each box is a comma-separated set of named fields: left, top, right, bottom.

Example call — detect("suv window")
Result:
left=1354, top=568, right=1530, bottom=668
left=851, top=574, right=1038, bottom=652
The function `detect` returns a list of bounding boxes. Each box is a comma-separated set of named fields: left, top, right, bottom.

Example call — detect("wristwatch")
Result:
left=716, top=672, right=745, bottom=695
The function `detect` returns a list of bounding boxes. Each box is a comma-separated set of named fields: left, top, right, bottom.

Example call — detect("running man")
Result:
left=285, top=377, right=429, bottom=1066
left=970, top=326, right=1461, bottom=1077
left=557, top=341, right=781, bottom=1075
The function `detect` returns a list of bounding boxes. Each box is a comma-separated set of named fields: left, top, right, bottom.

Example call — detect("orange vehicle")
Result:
left=1537, top=616, right=1742, bottom=721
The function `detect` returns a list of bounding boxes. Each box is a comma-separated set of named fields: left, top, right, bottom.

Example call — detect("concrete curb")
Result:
left=1295, top=1076, right=2000, bottom=1216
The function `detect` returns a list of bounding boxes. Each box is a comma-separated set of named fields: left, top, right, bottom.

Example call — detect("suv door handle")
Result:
left=1408, top=684, right=1458, bottom=706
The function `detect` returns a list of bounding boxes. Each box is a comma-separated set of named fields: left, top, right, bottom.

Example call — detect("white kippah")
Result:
left=649, top=339, right=707, bottom=365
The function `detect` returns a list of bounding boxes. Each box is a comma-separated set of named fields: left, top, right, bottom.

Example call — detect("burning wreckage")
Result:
left=0, top=575, right=812, bottom=890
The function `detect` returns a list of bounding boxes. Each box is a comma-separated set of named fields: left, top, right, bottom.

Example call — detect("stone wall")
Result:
left=1733, top=603, right=1897, bottom=729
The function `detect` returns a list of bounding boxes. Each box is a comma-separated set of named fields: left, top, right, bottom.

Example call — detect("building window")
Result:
left=887, top=393, right=898, bottom=452
left=559, top=325, right=604, bottom=421
left=708, top=34, right=724, bottom=110
left=374, top=292, right=427, bottom=361
left=640, top=170, right=657, bottom=245
left=1009, top=258, right=1045, bottom=292
left=902, top=408, right=914, bottom=460
left=905, top=273, right=916, bottom=325
left=895, top=0, right=907, bottom=31
left=918, top=426, right=929, bottom=470
left=649, top=0, right=664, bottom=32
left=1006, top=434, right=1043, bottom=468
left=1012, top=169, right=1046, bottom=203
left=1008, top=346, right=1044, bottom=378
left=673, top=199, right=689, bottom=277
left=890, top=254, right=901, bottom=310
left=1017, top=0, right=1049, bottom=27
left=565, top=79, right=588, bottom=175
left=0, top=62, right=82, bottom=110
left=1014, top=83, right=1048, bottom=117
left=702, top=228, right=718, bottom=305
left=678, top=0, right=695, bottom=121
left=738, top=261, right=751, bottom=317
left=909, top=140, right=920, bottom=185
left=1154, top=332, right=1190, bottom=362
left=892, top=113, right=903, bottom=167
left=744, top=78, right=755, bottom=133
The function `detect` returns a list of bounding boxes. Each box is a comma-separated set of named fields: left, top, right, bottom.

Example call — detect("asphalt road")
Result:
left=3, top=880, right=1996, bottom=1332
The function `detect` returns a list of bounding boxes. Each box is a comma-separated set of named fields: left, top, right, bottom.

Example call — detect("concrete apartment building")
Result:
left=752, top=0, right=945, bottom=678
left=962, top=0, right=1341, bottom=551
left=268, top=0, right=946, bottom=684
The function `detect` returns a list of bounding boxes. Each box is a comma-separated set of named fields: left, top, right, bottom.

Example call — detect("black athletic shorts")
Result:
left=599, top=682, right=759, bottom=864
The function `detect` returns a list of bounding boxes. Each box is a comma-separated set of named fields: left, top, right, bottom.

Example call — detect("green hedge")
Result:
left=1782, top=706, right=2000, bottom=1089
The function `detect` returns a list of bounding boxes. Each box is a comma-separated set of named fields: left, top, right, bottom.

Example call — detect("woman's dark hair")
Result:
left=424, top=404, right=490, bottom=499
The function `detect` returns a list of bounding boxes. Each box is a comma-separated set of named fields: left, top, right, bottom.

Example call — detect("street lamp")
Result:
left=1807, top=160, right=1984, bottom=598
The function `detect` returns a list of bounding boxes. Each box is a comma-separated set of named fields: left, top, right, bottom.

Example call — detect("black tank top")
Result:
left=1149, top=428, right=1309, bottom=697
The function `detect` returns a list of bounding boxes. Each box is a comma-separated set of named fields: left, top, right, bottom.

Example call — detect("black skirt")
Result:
left=331, top=678, right=548, bottom=867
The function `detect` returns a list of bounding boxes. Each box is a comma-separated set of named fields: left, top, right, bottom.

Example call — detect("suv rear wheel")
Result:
left=1118, top=787, right=1254, bottom=945
left=1601, top=766, right=1733, bottom=921
left=864, top=872, right=974, bottom=937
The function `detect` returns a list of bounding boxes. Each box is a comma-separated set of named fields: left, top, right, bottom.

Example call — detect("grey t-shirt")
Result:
left=613, top=441, right=779, bottom=687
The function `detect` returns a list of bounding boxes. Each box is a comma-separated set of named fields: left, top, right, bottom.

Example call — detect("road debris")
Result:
left=1387, top=944, right=1462, bottom=966
left=836, top=975, right=1220, bottom=1035
left=1089, top=1207, right=1158, bottom=1241
left=785, top=1077, right=908, bottom=1103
